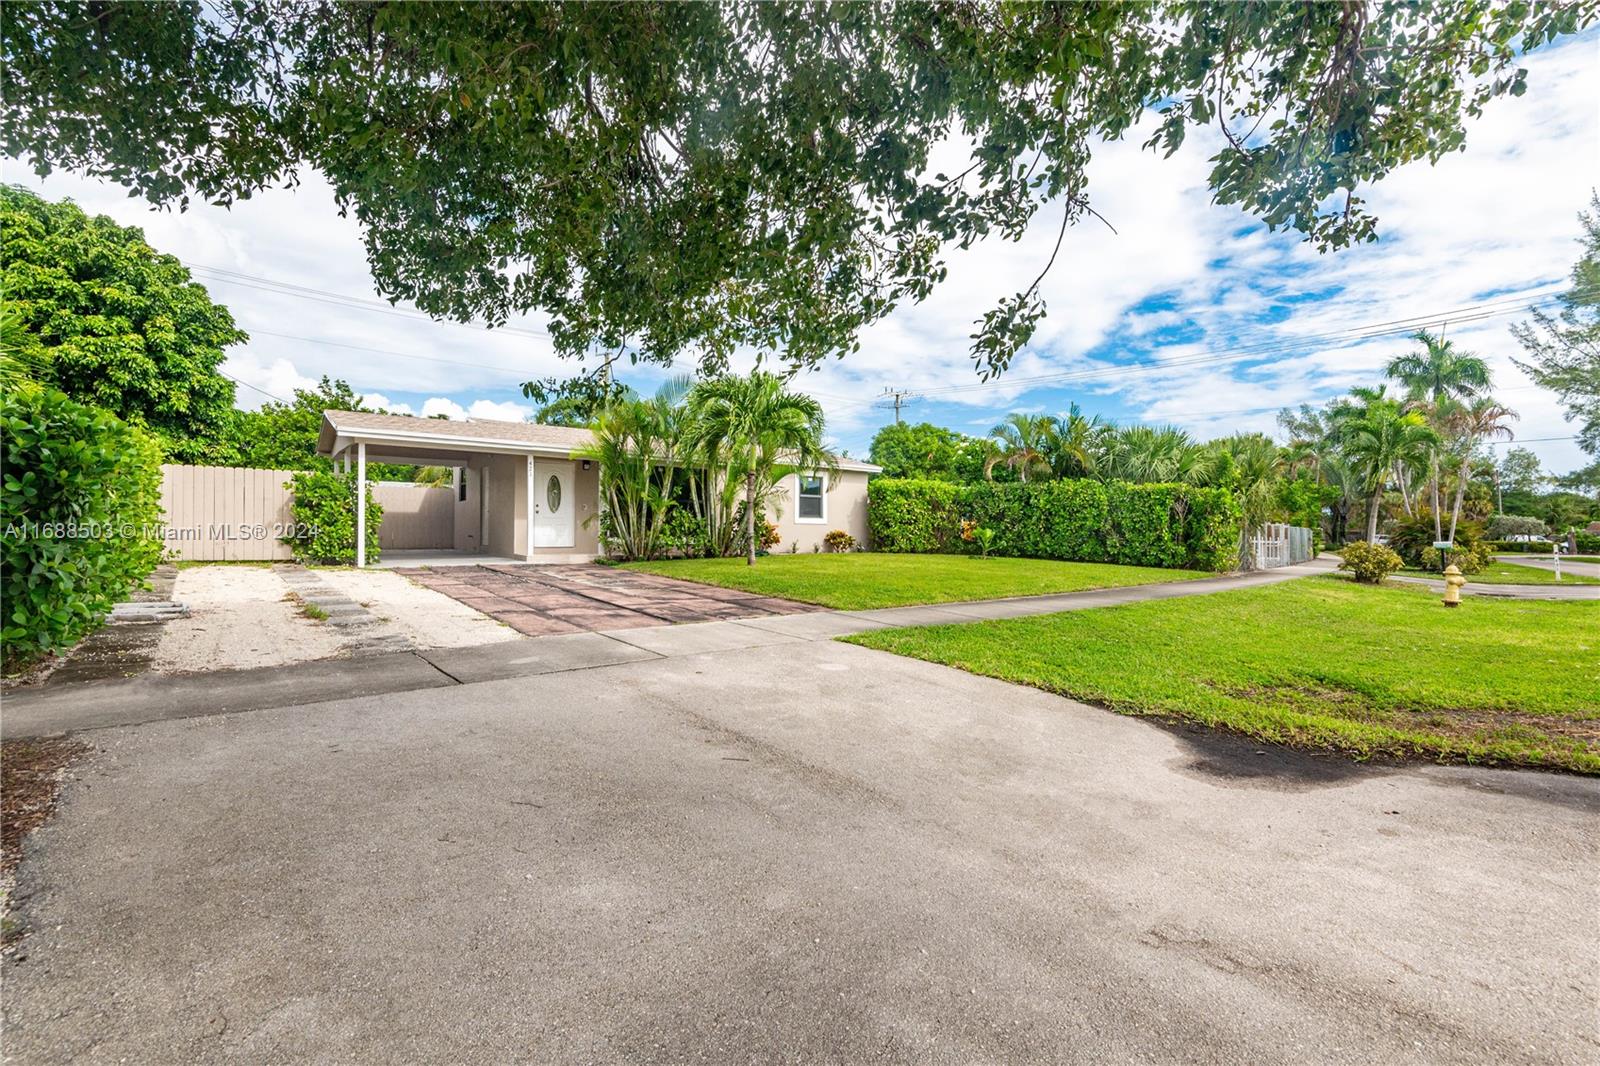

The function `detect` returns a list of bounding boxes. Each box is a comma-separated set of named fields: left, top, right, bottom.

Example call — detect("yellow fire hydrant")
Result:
left=1442, top=563, right=1466, bottom=607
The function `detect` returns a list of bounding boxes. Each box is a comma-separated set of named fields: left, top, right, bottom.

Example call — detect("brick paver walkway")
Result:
left=391, top=563, right=820, bottom=636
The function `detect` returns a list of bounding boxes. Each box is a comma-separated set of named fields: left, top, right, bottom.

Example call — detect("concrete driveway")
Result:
left=4, top=639, right=1595, bottom=1063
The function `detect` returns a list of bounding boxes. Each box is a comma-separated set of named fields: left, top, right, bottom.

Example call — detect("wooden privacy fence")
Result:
left=159, top=466, right=456, bottom=560
left=160, top=464, right=297, bottom=561
left=373, top=482, right=454, bottom=549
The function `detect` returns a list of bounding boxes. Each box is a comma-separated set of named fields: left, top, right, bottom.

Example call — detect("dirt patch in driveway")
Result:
left=393, top=563, right=819, bottom=636
left=2, top=735, right=88, bottom=946
left=154, top=566, right=347, bottom=672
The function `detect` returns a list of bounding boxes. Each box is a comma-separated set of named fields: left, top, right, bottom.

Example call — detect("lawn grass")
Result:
left=844, top=577, right=1600, bottom=774
left=621, top=552, right=1211, bottom=610
left=1398, top=562, right=1600, bottom=586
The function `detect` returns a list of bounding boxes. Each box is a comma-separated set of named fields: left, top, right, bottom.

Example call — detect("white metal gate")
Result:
left=1247, top=523, right=1314, bottom=571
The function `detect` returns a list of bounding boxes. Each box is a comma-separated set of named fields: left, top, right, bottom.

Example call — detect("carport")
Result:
left=317, top=410, right=604, bottom=567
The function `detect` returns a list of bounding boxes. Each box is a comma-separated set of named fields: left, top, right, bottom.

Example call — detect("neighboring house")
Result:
left=316, top=410, right=880, bottom=565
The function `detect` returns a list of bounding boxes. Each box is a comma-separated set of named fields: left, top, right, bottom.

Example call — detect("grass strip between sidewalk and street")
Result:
left=843, top=576, right=1600, bottom=774
left=621, top=553, right=1210, bottom=610
left=1400, top=562, right=1600, bottom=586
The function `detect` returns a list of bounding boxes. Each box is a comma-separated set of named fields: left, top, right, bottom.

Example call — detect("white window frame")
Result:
left=794, top=471, right=827, bottom=524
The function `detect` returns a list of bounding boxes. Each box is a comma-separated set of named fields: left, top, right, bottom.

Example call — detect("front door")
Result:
left=533, top=460, right=575, bottom=548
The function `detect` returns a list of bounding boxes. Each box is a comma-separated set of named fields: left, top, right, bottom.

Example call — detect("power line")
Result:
left=914, top=288, right=1580, bottom=398
left=878, top=388, right=919, bottom=423
left=245, top=327, right=538, bottom=375
left=218, top=368, right=291, bottom=405
left=188, top=263, right=555, bottom=341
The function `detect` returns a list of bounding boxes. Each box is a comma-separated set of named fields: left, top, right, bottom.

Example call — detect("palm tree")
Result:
left=1443, top=398, right=1516, bottom=542
left=1047, top=403, right=1107, bottom=479
left=1385, top=331, right=1493, bottom=539
left=1340, top=396, right=1439, bottom=542
left=577, top=378, right=690, bottom=561
left=686, top=371, right=835, bottom=565
left=1099, top=425, right=1214, bottom=485
left=987, top=413, right=1055, bottom=483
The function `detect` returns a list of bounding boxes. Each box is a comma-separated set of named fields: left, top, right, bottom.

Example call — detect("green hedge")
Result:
left=1489, top=540, right=1552, bottom=553
left=869, top=477, right=1241, bottom=571
left=283, top=469, right=382, bottom=565
left=2, top=383, right=164, bottom=665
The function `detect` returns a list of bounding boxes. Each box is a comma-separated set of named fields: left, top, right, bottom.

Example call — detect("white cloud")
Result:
left=418, top=397, right=533, bottom=422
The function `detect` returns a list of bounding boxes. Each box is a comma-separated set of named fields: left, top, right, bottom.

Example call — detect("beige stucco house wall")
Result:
left=318, top=409, right=877, bottom=565
left=769, top=467, right=874, bottom=553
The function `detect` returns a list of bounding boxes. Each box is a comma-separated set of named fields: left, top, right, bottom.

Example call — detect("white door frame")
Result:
left=531, top=459, right=576, bottom=550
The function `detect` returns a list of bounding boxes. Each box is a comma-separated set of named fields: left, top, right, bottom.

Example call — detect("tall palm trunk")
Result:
left=1447, top=455, right=1472, bottom=543
left=745, top=471, right=757, bottom=566
left=1366, top=487, right=1383, bottom=542
left=1429, top=454, right=1442, bottom=539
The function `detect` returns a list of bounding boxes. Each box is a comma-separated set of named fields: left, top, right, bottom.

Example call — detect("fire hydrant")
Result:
left=1442, top=563, right=1466, bottom=607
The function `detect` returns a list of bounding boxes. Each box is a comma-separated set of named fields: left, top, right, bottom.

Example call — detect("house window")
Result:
left=796, top=473, right=825, bottom=522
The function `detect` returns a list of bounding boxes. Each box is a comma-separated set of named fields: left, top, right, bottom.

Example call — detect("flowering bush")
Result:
left=1337, top=540, right=1403, bottom=584
left=823, top=529, right=856, bottom=552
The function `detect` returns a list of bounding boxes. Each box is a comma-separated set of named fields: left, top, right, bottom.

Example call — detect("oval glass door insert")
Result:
left=546, top=474, right=562, bottom=513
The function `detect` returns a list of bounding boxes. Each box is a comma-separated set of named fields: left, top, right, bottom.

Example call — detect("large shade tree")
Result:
left=3, top=3, right=1588, bottom=380
left=0, top=183, right=243, bottom=461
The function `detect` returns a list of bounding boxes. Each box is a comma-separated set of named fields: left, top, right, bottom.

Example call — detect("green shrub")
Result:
left=823, top=529, right=856, bottom=552
left=1486, top=514, right=1546, bottom=539
left=1575, top=532, right=1600, bottom=553
left=1419, top=545, right=1486, bottom=574
left=1489, top=539, right=1552, bottom=553
left=1, top=383, right=164, bottom=666
left=661, top=508, right=711, bottom=558
left=1338, top=541, right=1403, bottom=584
left=283, top=469, right=381, bottom=564
left=1387, top=514, right=1491, bottom=570
left=867, top=477, right=1241, bottom=571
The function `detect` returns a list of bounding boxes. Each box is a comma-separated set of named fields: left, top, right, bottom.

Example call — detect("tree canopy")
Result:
left=5, top=2, right=1588, bottom=379
left=0, top=183, right=243, bottom=461
left=1513, top=192, right=1600, bottom=457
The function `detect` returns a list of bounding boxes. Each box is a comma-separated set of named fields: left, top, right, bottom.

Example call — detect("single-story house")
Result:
left=316, top=409, right=880, bottom=566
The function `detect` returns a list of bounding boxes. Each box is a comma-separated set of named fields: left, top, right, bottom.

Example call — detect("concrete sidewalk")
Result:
left=3, top=560, right=1339, bottom=738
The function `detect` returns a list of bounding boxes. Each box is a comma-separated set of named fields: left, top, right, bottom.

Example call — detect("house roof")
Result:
left=319, top=409, right=593, bottom=456
left=317, top=409, right=881, bottom=472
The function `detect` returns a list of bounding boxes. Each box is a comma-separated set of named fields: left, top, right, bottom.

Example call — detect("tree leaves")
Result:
left=4, top=2, right=1590, bottom=380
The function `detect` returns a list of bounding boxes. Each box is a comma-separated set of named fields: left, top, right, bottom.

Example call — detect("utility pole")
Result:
left=880, top=388, right=918, bottom=423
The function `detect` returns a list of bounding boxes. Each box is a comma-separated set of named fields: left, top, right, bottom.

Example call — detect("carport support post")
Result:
left=525, top=456, right=536, bottom=561
left=356, top=441, right=367, bottom=569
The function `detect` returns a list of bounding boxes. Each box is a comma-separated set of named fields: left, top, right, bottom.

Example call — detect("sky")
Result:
left=5, top=29, right=1597, bottom=475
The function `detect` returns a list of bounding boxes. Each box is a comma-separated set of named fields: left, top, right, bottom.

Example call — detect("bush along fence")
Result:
left=283, top=469, right=382, bottom=565
left=1, top=383, right=164, bottom=667
left=868, top=477, right=1241, bottom=572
